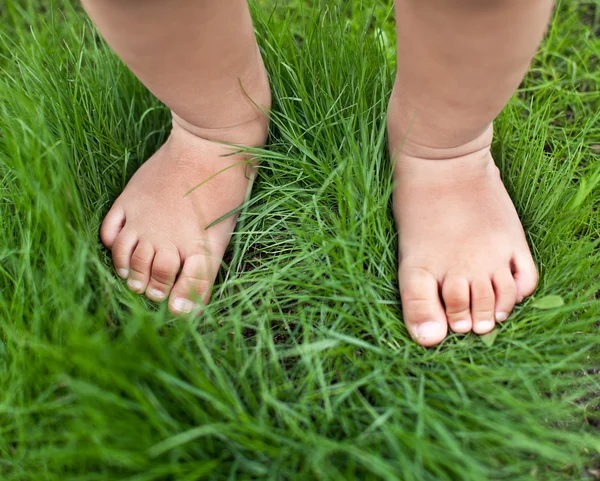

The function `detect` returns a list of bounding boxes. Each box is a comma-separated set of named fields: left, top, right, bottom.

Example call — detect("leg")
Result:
left=83, top=0, right=271, bottom=313
left=388, top=0, right=553, bottom=346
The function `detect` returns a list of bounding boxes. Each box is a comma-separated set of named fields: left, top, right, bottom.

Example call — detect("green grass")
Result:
left=1, top=0, right=600, bottom=479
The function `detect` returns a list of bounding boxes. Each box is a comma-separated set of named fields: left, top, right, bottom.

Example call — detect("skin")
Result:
left=82, top=0, right=270, bottom=313
left=99, top=118, right=268, bottom=313
left=84, top=0, right=552, bottom=344
left=390, top=0, right=554, bottom=345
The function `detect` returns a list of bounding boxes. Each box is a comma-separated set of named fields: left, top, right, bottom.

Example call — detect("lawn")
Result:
left=1, top=0, right=599, bottom=479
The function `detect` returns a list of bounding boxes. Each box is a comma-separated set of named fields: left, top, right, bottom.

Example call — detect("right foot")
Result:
left=100, top=108, right=269, bottom=314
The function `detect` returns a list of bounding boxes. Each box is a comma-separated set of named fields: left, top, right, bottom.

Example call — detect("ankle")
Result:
left=172, top=107, right=269, bottom=147
left=171, top=49, right=271, bottom=145
left=387, top=86, right=494, bottom=161
left=171, top=54, right=271, bottom=147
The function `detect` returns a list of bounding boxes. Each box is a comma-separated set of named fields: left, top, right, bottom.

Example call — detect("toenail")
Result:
left=172, top=297, right=195, bottom=313
left=416, top=321, right=442, bottom=341
left=147, top=288, right=165, bottom=300
left=453, top=320, right=471, bottom=332
left=495, top=311, right=509, bottom=322
left=127, top=279, right=144, bottom=291
left=517, top=295, right=524, bottom=303
left=117, top=268, right=129, bottom=279
left=476, top=320, right=495, bottom=333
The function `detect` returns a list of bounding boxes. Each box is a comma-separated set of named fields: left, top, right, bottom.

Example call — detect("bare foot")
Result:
left=390, top=127, right=538, bottom=347
left=100, top=112, right=269, bottom=314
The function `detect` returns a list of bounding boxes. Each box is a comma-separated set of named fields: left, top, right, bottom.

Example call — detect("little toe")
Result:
left=146, top=247, right=181, bottom=303
left=492, top=268, right=517, bottom=322
left=442, top=276, right=473, bottom=334
left=100, top=204, right=126, bottom=249
left=399, top=266, right=448, bottom=347
left=471, top=277, right=496, bottom=335
left=127, top=239, right=155, bottom=294
left=512, top=250, right=539, bottom=303
left=111, top=228, right=138, bottom=280
left=169, top=253, right=220, bottom=315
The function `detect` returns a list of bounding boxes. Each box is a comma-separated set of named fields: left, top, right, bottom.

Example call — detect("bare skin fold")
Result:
left=82, top=0, right=553, bottom=346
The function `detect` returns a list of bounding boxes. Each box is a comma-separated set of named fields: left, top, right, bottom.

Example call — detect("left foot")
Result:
left=389, top=124, right=538, bottom=347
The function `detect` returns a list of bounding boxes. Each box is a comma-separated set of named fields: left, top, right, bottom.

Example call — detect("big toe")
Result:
left=169, top=252, right=222, bottom=315
left=399, top=267, right=448, bottom=347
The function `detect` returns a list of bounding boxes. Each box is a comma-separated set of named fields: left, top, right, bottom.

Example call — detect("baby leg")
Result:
left=388, top=0, right=554, bottom=346
left=82, top=0, right=271, bottom=313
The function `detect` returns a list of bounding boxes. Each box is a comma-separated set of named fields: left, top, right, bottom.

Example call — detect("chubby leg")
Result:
left=82, top=0, right=271, bottom=313
left=388, top=0, right=554, bottom=346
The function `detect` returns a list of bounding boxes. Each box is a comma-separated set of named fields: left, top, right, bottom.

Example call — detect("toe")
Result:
left=127, top=239, right=155, bottom=294
left=399, top=267, right=448, bottom=347
left=512, top=250, right=538, bottom=303
left=442, top=276, right=472, bottom=334
left=100, top=204, right=126, bottom=249
left=492, top=268, right=517, bottom=322
left=169, top=253, right=221, bottom=315
left=146, top=247, right=181, bottom=303
left=470, top=277, right=496, bottom=334
left=111, top=228, right=138, bottom=280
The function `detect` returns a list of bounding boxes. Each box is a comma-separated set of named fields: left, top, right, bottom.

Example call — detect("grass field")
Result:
left=1, top=0, right=600, bottom=479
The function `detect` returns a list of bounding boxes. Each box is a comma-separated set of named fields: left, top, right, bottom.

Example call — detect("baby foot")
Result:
left=390, top=128, right=538, bottom=347
left=100, top=113, right=268, bottom=314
